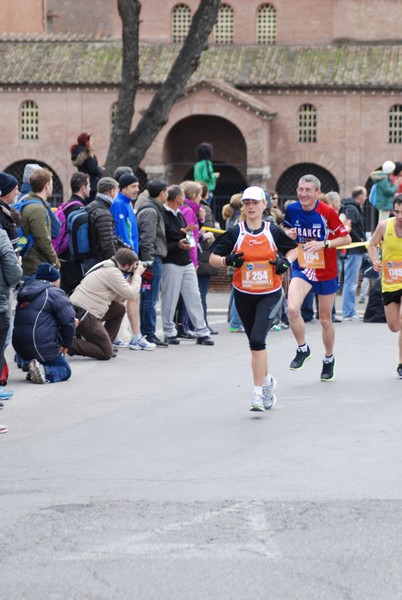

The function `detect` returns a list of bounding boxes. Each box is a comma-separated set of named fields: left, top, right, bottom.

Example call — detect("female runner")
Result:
left=210, top=186, right=298, bottom=412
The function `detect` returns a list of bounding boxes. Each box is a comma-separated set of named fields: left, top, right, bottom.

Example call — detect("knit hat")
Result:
left=382, top=160, right=396, bottom=174
left=0, top=172, right=18, bottom=198
left=97, top=177, right=118, bottom=194
left=35, top=263, right=60, bottom=282
left=119, top=173, right=138, bottom=190
left=23, top=163, right=41, bottom=183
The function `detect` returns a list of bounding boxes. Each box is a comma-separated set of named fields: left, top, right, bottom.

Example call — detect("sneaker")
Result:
left=0, top=387, right=13, bottom=400
left=262, top=376, right=277, bottom=410
left=196, top=336, right=214, bottom=346
left=164, top=336, right=180, bottom=345
left=0, top=424, right=8, bottom=434
left=129, top=336, right=156, bottom=351
left=177, top=327, right=196, bottom=339
left=250, top=392, right=265, bottom=412
left=343, top=314, right=362, bottom=321
left=280, top=321, right=290, bottom=330
left=271, top=324, right=282, bottom=331
left=397, top=364, right=402, bottom=379
left=358, top=298, right=365, bottom=304
left=290, top=346, right=311, bottom=370
left=321, top=359, right=336, bottom=382
left=113, top=339, right=129, bottom=349
left=229, top=326, right=244, bottom=333
left=28, top=359, right=47, bottom=384
left=145, top=334, right=168, bottom=348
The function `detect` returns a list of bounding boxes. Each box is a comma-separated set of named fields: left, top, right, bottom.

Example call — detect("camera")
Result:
left=141, top=261, right=154, bottom=269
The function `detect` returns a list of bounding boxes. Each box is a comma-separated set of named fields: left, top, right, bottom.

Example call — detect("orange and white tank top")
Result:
left=382, top=217, right=402, bottom=292
left=232, top=221, right=282, bottom=294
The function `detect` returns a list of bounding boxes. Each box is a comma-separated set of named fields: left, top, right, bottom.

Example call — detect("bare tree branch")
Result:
left=104, top=0, right=221, bottom=175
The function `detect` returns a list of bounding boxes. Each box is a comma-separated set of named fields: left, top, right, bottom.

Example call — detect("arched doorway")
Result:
left=4, top=159, right=63, bottom=206
left=164, top=115, right=247, bottom=224
left=276, top=163, right=339, bottom=207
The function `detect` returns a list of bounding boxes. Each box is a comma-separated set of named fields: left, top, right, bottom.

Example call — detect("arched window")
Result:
left=214, top=4, right=234, bottom=44
left=20, top=100, right=39, bottom=140
left=257, top=4, right=277, bottom=44
left=298, top=104, right=317, bottom=143
left=388, top=105, right=402, bottom=144
left=172, top=4, right=192, bottom=43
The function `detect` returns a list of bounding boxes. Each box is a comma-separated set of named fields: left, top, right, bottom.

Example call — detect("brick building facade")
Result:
left=0, top=0, right=402, bottom=232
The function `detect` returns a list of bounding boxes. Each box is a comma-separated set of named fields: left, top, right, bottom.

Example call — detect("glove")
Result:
left=269, top=255, right=290, bottom=275
left=224, top=252, right=245, bottom=268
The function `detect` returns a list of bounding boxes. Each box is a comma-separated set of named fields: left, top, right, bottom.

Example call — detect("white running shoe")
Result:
left=262, top=376, right=277, bottom=410
left=249, top=392, right=265, bottom=412
left=129, top=336, right=156, bottom=351
left=113, top=339, right=129, bottom=349
left=28, top=359, right=47, bottom=384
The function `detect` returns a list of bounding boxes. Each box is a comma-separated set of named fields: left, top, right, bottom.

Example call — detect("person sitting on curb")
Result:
left=12, top=263, right=76, bottom=384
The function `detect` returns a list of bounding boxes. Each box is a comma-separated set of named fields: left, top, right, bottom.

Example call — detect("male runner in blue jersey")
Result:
left=285, top=175, right=351, bottom=381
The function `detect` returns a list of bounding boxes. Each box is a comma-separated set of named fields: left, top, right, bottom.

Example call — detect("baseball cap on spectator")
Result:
left=382, top=160, right=396, bottom=174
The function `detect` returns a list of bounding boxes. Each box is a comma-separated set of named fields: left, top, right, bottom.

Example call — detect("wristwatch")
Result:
left=324, top=240, right=330, bottom=248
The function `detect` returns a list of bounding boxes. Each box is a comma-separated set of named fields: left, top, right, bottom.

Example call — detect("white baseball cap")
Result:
left=382, top=160, right=396, bottom=174
left=241, top=186, right=266, bottom=202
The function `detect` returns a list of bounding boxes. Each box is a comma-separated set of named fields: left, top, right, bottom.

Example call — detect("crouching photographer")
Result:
left=68, top=248, right=144, bottom=360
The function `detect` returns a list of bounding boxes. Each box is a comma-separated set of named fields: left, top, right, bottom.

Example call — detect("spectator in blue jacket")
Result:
left=12, top=263, right=76, bottom=384
left=111, top=173, right=140, bottom=253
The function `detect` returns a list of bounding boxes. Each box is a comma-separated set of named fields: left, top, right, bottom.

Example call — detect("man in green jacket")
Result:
left=20, top=168, right=60, bottom=283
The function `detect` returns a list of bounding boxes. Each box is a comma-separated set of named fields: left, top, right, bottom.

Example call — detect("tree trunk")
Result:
left=104, top=0, right=141, bottom=175
left=104, top=0, right=221, bottom=176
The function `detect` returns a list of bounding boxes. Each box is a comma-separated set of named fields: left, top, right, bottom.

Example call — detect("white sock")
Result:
left=132, top=334, right=142, bottom=342
left=253, top=386, right=263, bottom=395
left=263, top=375, right=272, bottom=386
left=323, top=355, right=334, bottom=364
left=298, top=343, right=308, bottom=352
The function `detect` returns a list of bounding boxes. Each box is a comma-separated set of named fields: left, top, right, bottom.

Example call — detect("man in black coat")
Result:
left=83, top=177, right=119, bottom=273
left=12, top=263, right=76, bottom=384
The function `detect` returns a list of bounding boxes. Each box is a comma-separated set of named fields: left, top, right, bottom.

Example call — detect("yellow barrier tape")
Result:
left=202, top=227, right=369, bottom=251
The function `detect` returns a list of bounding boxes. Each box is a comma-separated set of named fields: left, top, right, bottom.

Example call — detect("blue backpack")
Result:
left=66, top=207, right=91, bottom=261
left=368, top=183, right=378, bottom=207
left=14, top=198, right=50, bottom=257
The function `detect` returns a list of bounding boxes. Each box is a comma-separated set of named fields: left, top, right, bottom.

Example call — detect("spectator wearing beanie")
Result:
left=0, top=172, right=20, bottom=250
left=12, top=263, right=75, bottom=384
left=18, top=164, right=41, bottom=199
left=111, top=173, right=140, bottom=253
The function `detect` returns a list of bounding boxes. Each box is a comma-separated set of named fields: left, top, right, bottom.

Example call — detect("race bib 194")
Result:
left=297, top=243, right=325, bottom=269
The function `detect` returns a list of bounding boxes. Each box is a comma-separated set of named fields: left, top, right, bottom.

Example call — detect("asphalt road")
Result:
left=1, top=305, right=402, bottom=599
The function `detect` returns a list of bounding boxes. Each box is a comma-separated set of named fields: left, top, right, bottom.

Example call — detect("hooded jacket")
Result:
left=370, top=170, right=398, bottom=211
left=12, top=281, right=75, bottom=362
